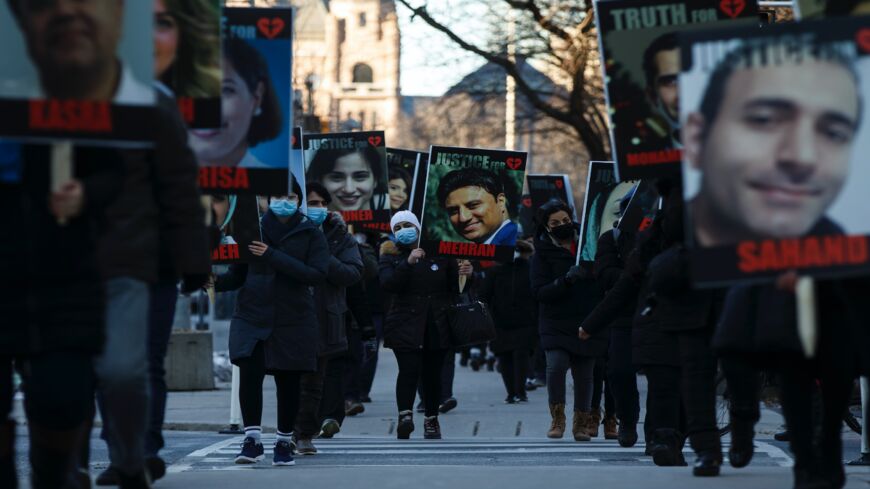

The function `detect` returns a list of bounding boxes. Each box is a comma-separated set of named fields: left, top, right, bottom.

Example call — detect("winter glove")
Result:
left=180, top=273, right=209, bottom=294
left=564, top=265, right=588, bottom=285
left=327, top=211, right=347, bottom=233
left=363, top=339, right=379, bottom=360
left=360, top=323, right=377, bottom=341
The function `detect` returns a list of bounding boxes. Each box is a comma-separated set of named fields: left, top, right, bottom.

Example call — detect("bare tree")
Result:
left=396, top=0, right=610, bottom=161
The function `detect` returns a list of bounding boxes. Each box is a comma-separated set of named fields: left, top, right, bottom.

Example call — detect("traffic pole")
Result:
left=848, top=376, right=869, bottom=466
left=219, top=365, right=243, bottom=434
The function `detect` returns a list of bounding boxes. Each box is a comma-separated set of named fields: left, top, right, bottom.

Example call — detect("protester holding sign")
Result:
left=529, top=199, right=604, bottom=442
left=379, top=210, right=473, bottom=440
left=0, top=144, right=123, bottom=489
left=212, top=189, right=329, bottom=467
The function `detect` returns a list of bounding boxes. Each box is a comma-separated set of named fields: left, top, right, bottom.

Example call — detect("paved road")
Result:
left=12, top=332, right=870, bottom=487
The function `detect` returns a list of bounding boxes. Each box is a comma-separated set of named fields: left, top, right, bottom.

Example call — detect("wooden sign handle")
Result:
left=796, top=276, right=817, bottom=358
left=50, top=141, right=73, bottom=226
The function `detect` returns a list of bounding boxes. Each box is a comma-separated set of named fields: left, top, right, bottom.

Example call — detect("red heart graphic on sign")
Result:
left=257, top=18, right=285, bottom=39
left=522, top=197, right=532, bottom=208
left=291, top=135, right=297, bottom=146
left=367, top=136, right=382, bottom=147
left=857, top=28, right=870, bottom=54
left=719, top=0, right=745, bottom=18
left=554, top=179, right=564, bottom=189
left=506, top=157, right=523, bottom=170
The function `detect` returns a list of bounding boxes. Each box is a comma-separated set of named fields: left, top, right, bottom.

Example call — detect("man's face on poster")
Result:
left=444, top=186, right=507, bottom=243
left=12, top=0, right=124, bottom=78
left=649, top=48, right=680, bottom=121
left=686, top=56, right=860, bottom=244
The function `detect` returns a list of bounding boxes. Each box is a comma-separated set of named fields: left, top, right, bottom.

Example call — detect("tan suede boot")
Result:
left=573, top=411, right=592, bottom=442
left=588, top=409, right=602, bottom=438
left=547, top=404, right=566, bottom=439
left=603, top=414, right=619, bottom=440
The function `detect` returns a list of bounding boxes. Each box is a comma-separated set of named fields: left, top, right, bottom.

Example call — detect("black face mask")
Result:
left=549, top=223, right=575, bottom=240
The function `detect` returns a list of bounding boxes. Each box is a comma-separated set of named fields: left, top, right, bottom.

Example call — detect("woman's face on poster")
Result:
left=212, top=195, right=229, bottom=227
left=189, top=60, right=262, bottom=164
left=153, top=0, right=179, bottom=79
left=388, top=177, right=408, bottom=211
left=600, top=182, right=636, bottom=236
left=321, top=152, right=376, bottom=211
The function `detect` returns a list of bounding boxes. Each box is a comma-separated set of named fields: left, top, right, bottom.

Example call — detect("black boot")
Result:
left=692, top=451, right=722, bottom=477
left=423, top=416, right=442, bottom=440
left=650, top=429, right=683, bottom=467
left=728, top=418, right=755, bottom=468
left=28, top=422, right=89, bottom=489
left=617, top=421, right=638, bottom=448
left=0, top=420, right=16, bottom=489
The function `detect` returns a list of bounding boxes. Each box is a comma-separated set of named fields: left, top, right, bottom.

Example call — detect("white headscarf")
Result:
left=390, top=210, right=421, bottom=231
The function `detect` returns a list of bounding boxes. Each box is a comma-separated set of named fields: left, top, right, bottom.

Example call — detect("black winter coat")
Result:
left=99, top=92, right=210, bottom=283
left=593, top=230, right=635, bottom=330
left=480, top=259, right=538, bottom=354
left=0, top=145, right=123, bottom=356
left=314, top=223, right=363, bottom=358
left=379, top=242, right=462, bottom=352
left=530, top=235, right=606, bottom=357
left=216, top=211, right=330, bottom=372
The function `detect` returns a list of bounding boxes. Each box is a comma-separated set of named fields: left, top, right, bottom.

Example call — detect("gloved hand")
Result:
left=363, top=339, right=379, bottom=359
left=327, top=211, right=347, bottom=233
left=564, top=265, right=587, bottom=285
left=360, top=324, right=377, bottom=341
left=181, top=273, right=210, bottom=294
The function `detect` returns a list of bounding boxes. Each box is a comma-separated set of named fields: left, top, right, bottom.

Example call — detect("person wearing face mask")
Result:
left=529, top=199, right=605, bottom=442
left=480, top=239, right=537, bottom=403
left=294, top=182, right=363, bottom=455
left=379, top=211, right=474, bottom=440
left=212, top=190, right=330, bottom=467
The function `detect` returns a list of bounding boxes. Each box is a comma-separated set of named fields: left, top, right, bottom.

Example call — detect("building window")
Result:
left=358, top=12, right=366, bottom=27
left=352, top=63, right=373, bottom=84
left=338, top=18, right=346, bottom=44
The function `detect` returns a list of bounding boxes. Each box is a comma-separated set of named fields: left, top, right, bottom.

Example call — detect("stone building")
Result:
left=225, top=0, right=402, bottom=140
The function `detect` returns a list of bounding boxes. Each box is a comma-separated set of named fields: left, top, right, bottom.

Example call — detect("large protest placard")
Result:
left=796, top=0, right=870, bottom=18
left=517, top=194, right=536, bottom=239
left=193, top=7, right=293, bottom=196
left=679, top=17, right=870, bottom=286
left=387, top=148, right=428, bottom=215
left=154, top=0, right=222, bottom=128
left=594, top=0, right=758, bottom=181
left=618, top=180, right=659, bottom=235
left=421, top=146, right=527, bottom=262
left=0, top=1, right=156, bottom=145
left=209, top=194, right=261, bottom=264
left=527, top=174, right=577, bottom=217
left=304, top=131, right=390, bottom=229
left=578, top=161, right=639, bottom=262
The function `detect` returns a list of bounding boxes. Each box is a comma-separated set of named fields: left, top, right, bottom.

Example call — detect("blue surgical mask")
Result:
left=269, top=198, right=297, bottom=217
left=395, top=227, right=418, bottom=245
left=307, top=206, right=328, bottom=226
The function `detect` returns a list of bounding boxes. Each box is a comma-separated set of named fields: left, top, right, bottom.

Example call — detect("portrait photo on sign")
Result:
left=679, top=17, right=870, bottom=284
left=421, top=146, right=527, bottom=262
left=578, top=161, right=637, bottom=262
left=210, top=194, right=262, bottom=263
left=303, top=131, right=390, bottom=227
left=153, top=0, right=222, bottom=127
left=0, top=0, right=156, bottom=143
left=192, top=8, right=292, bottom=196
left=386, top=148, right=423, bottom=214
left=796, top=0, right=870, bottom=19
left=594, top=0, right=759, bottom=180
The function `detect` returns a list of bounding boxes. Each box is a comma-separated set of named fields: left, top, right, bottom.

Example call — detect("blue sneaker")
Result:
left=272, top=441, right=296, bottom=466
left=235, top=437, right=265, bottom=464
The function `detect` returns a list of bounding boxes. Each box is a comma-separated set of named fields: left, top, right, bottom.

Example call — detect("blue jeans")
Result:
left=95, top=277, right=150, bottom=476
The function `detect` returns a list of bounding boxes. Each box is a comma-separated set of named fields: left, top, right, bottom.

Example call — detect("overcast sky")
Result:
left=396, top=1, right=488, bottom=96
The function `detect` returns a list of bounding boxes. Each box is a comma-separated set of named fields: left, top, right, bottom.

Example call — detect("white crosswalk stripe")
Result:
left=167, top=436, right=793, bottom=473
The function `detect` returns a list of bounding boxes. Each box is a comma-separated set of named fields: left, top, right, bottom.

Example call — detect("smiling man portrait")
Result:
left=437, top=167, right=518, bottom=246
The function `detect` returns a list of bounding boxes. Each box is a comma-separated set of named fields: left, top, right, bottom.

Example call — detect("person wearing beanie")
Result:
left=378, top=211, right=473, bottom=440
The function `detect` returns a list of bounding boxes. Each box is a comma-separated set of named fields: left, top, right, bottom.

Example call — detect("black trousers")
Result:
left=395, top=349, right=447, bottom=417
left=320, top=355, right=347, bottom=426
left=417, top=348, right=455, bottom=403
left=674, top=330, right=721, bottom=456
left=592, top=358, right=616, bottom=414
left=497, top=349, right=528, bottom=399
left=343, top=327, right=365, bottom=403
left=236, top=342, right=301, bottom=434
left=296, top=358, right=327, bottom=438
left=2, top=352, right=96, bottom=489
left=722, top=353, right=854, bottom=483
left=643, top=365, right=685, bottom=445
left=608, top=328, right=640, bottom=425
left=145, top=282, right=178, bottom=457
left=359, top=314, right=383, bottom=398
